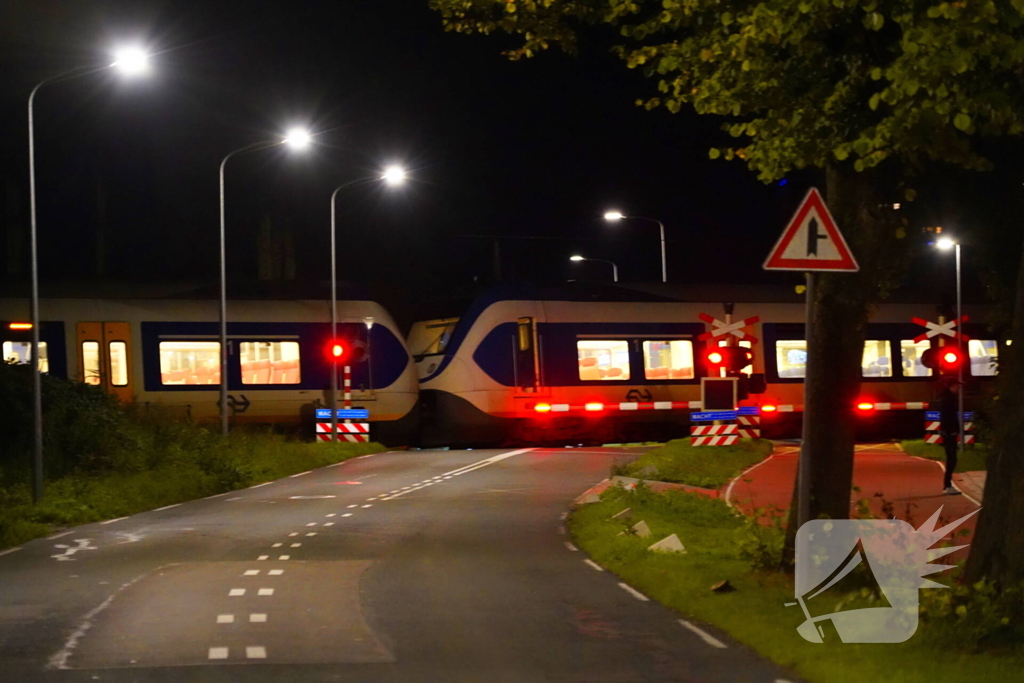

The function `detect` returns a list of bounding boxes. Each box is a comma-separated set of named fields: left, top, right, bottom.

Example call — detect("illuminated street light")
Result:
left=326, top=167, right=408, bottom=440
left=110, top=46, right=151, bottom=75
left=569, top=254, right=618, bottom=282
left=934, top=235, right=964, bottom=458
left=218, top=131, right=313, bottom=435
left=602, top=210, right=667, bottom=283
left=382, top=165, right=407, bottom=187
left=26, top=45, right=152, bottom=503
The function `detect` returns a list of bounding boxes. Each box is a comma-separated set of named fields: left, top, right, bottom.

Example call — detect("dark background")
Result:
left=1, top=0, right=1020, bottom=328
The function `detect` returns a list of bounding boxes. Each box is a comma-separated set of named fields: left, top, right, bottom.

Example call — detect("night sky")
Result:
left=1, top=0, right=1020, bottom=326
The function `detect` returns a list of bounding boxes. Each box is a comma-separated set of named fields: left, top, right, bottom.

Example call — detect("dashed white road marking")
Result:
left=100, top=517, right=128, bottom=525
left=268, top=569, right=284, bottom=576
left=272, top=543, right=282, bottom=548
left=153, top=503, right=181, bottom=512
left=257, top=588, right=274, bottom=596
left=583, top=559, right=604, bottom=572
left=243, top=570, right=259, bottom=576
left=558, top=526, right=566, bottom=535
left=257, top=556, right=269, bottom=561
left=325, top=514, right=336, bottom=518
left=249, top=482, right=271, bottom=489
left=323, top=522, right=334, bottom=527
left=47, top=531, right=73, bottom=540
left=564, top=542, right=578, bottom=552
left=289, top=495, right=335, bottom=500
left=389, top=490, right=400, bottom=494
left=229, top=589, right=246, bottom=597
left=342, top=513, right=353, bottom=517
left=382, top=449, right=535, bottom=501
left=347, top=504, right=358, bottom=508
left=306, top=523, right=317, bottom=527
left=0, top=547, right=22, bottom=557
left=367, top=497, right=378, bottom=501
left=208, top=647, right=229, bottom=660
left=288, top=532, right=299, bottom=537
left=290, top=543, right=301, bottom=548
left=205, top=492, right=231, bottom=499
left=305, top=532, right=317, bottom=537
left=559, top=512, right=568, bottom=520
left=216, top=614, right=234, bottom=624
left=278, top=555, right=290, bottom=561
left=250, top=613, right=267, bottom=623
left=226, top=497, right=243, bottom=502
left=289, top=471, right=311, bottom=478
left=362, top=504, right=373, bottom=508
left=619, top=583, right=650, bottom=602
left=246, top=646, right=267, bottom=659
left=679, top=620, right=728, bottom=649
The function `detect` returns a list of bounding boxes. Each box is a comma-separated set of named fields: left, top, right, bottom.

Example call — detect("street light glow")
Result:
left=382, top=165, right=407, bottom=186
left=936, top=237, right=956, bottom=250
left=603, top=211, right=624, bottom=221
left=110, top=46, right=151, bottom=75
left=283, top=128, right=312, bottom=150
left=569, top=255, right=585, bottom=262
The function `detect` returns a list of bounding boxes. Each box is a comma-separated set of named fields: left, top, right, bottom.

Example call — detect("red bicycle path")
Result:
left=724, top=442, right=983, bottom=563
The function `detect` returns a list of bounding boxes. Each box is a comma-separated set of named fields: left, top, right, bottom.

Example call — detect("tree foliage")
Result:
left=431, top=0, right=1024, bottom=184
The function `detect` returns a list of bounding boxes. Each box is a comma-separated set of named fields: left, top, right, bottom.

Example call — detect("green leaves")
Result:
left=863, top=11, right=884, bottom=31
left=954, top=112, right=973, bottom=131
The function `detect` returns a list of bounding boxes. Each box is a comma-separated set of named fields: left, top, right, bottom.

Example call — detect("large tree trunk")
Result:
left=782, top=165, right=904, bottom=565
left=964, top=235, right=1024, bottom=585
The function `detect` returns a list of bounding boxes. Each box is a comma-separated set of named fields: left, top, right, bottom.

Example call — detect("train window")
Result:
left=517, top=318, right=533, bottom=352
left=775, top=340, right=807, bottom=378
left=862, top=340, right=893, bottom=378
left=81, top=341, right=101, bottom=384
left=108, top=341, right=129, bottom=386
left=900, top=340, right=933, bottom=377
left=159, top=341, right=221, bottom=385
left=969, top=340, right=998, bottom=376
left=643, top=341, right=694, bottom=380
left=577, top=340, right=630, bottom=381
left=239, top=341, right=301, bottom=384
left=3, top=341, right=48, bottom=374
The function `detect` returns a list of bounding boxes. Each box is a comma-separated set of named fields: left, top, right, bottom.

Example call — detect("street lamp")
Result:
left=218, top=128, right=312, bottom=436
left=27, top=46, right=152, bottom=503
left=327, top=166, right=407, bottom=441
left=936, top=236, right=965, bottom=459
left=569, top=254, right=618, bottom=282
left=603, top=210, right=667, bottom=283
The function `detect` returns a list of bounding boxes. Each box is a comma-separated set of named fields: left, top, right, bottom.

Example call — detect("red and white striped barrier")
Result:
left=690, top=424, right=738, bottom=436
left=924, top=414, right=975, bottom=445
left=536, top=400, right=702, bottom=413
left=316, top=421, right=370, bottom=443
left=692, top=434, right=739, bottom=447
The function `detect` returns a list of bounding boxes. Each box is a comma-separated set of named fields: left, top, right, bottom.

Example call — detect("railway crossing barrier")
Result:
left=924, top=411, right=975, bottom=445
left=689, top=407, right=760, bottom=446
left=315, top=408, right=371, bottom=443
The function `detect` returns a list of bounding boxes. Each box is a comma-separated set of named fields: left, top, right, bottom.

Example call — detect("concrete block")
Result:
left=648, top=533, right=686, bottom=554
left=611, top=508, right=632, bottom=521
left=631, top=520, right=651, bottom=538
left=579, top=493, right=601, bottom=505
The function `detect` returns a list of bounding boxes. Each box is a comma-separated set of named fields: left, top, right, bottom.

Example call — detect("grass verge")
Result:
left=0, top=434, right=383, bottom=550
left=614, top=437, right=774, bottom=488
left=571, top=486, right=1022, bottom=683
left=901, top=440, right=988, bottom=472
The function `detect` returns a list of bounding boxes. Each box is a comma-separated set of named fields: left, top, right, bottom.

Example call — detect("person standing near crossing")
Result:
left=938, top=378, right=962, bottom=495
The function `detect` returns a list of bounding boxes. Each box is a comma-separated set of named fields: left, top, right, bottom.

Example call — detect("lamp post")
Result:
left=569, top=254, right=618, bottom=282
left=27, top=46, right=151, bottom=503
left=327, top=165, right=407, bottom=441
left=218, top=128, right=311, bottom=436
left=936, top=236, right=965, bottom=459
left=603, top=211, right=667, bottom=283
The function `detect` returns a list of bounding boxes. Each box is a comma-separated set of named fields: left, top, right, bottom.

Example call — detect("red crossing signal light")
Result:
left=327, top=340, right=348, bottom=363
left=922, top=346, right=964, bottom=375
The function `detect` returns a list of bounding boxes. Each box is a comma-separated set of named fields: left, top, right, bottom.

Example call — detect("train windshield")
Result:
left=409, top=318, right=460, bottom=358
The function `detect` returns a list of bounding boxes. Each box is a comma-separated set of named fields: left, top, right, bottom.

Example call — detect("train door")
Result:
left=514, top=316, right=541, bottom=395
left=76, top=322, right=134, bottom=402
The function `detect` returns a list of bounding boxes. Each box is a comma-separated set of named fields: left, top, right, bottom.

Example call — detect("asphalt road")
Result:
left=0, top=447, right=798, bottom=682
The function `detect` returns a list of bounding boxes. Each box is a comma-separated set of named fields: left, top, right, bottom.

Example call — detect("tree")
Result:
left=431, top=0, right=1024, bottom=582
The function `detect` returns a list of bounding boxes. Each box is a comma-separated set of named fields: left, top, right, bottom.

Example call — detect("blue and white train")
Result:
left=407, top=283, right=999, bottom=447
left=0, top=290, right=419, bottom=445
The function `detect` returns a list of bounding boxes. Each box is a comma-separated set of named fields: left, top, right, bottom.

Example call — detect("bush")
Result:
left=615, top=437, right=774, bottom=488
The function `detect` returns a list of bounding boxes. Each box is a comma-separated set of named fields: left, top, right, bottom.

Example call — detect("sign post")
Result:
left=764, top=187, right=859, bottom=531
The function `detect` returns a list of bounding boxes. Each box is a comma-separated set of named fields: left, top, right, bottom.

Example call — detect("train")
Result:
left=407, top=283, right=1000, bottom=447
left=0, top=288, right=420, bottom=445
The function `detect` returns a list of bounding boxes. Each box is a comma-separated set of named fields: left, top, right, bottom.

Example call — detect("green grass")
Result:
left=901, top=440, right=989, bottom=472
left=0, top=433, right=383, bottom=550
left=614, top=437, right=774, bottom=488
left=571, top=486, right=1022, bottom=683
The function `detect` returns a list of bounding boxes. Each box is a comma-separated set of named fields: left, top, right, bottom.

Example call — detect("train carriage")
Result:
left=409, top=284, right=999, bottom=447
left=1, top=291, right=419, bottom=445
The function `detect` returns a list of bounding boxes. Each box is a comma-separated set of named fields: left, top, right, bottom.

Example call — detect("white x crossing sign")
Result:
left=697, top=313, right=760, bottom=343
left=912, top=316, right=970, bottom=342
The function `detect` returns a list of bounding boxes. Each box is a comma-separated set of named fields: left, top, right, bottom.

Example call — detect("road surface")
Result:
left=0, top=448, right=797, bottom=682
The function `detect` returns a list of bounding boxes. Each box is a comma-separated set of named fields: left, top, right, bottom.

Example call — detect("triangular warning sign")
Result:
left=763, top=188, right=859, bottom=272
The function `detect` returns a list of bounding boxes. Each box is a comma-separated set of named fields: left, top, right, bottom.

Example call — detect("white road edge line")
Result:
left=249, top=482, right=272, bottom=489
left=153, top=504, right=180, bottom=512
left=289, top=471, right=312, bottom=478
left=99, top=517, right=128, bottom=525
left=618, top=582, right=650, bottom=602
left=564, top=542, right=578, bottom=551
left=47, top=563, right=178, bottom=670
left=381, top=449, right=535, bottom=500
left=47, top=531, right=73, bottom=540
left=723, top=453, right=778, bottom=507
left=908, top=454, right=984, bottom=506
left=679, top=619, right=728, bottom=649
left=0, top=547, right=23, bottom=557
left=583, top=559, right=604, bottom=572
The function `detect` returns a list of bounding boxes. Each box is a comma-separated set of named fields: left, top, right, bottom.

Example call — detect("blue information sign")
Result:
left=925, top=411, right=973, bottom=421
left=315, top=408, right=370, bottom=420
left=737, top=406, right=760, bottom=416
left=690, top=411, right=738, bottom=422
